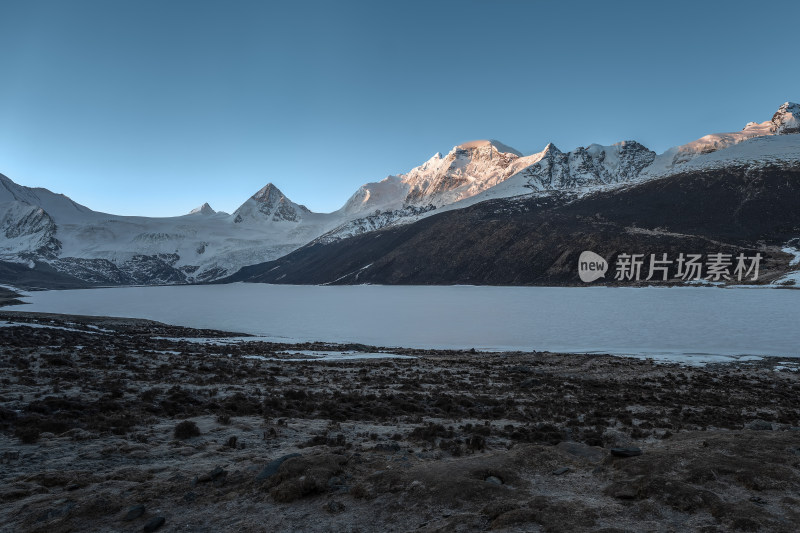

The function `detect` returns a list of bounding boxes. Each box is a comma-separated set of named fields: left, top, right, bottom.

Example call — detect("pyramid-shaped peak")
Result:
left=251, top=183, right=286, bottom=203
left=189, top=202, right=215, bottom=215
left=541, top=142, right=563, bottom=155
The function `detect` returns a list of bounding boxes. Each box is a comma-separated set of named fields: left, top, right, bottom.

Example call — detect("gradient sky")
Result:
left=1, top=0, right=798, bottom=217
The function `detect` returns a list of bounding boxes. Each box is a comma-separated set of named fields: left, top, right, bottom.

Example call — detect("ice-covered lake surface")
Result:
left=11, top=283, right=800, bottom=364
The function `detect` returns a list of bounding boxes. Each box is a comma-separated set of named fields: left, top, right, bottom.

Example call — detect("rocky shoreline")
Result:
left=0, top=311, right=798, bottom=532
left=0, top=287, right=24, bottom=307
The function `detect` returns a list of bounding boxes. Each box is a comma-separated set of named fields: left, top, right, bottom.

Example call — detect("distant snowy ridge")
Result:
left=323, top=102, right=799, bottom=239
left=673, top=134, right=800, bottom=173
left=0, top=101, right=798, bottom=285
left=0, top=176, right=346, bottom=283
left=639, top=101, right=800, bottom=176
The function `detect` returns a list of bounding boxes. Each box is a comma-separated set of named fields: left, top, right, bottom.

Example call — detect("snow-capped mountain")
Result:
left=188, top=203, right=216, bottom=216
left=492, top=140, right=656, bottom=192
left=0, top=175, right=347, bottom=284
left=323, top=140, right=528, bottom=242
left=637, top=101, right=800, bottom=176
left=0, top=101, right=798, bottom=287
left=233, top=183, right=310, bottom=224
left=320, top=102, right=799, bottom=241
left=225, top=104, right=800, bottom=287
left=340, top=140, right=522, bottom=214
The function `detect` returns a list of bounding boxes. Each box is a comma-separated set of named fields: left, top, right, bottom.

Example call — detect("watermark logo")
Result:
left=578, top=251, right=762, bottom=283
left=578, top=251, right=608, bottom=282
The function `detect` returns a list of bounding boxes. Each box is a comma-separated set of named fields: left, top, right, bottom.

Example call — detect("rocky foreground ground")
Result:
left=0, top=311, right=799, bottom=532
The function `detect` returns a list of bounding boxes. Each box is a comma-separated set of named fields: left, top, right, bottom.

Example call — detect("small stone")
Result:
left=124, top=504, right=145, bottom=521
left=610, top=447, right=643, bottom=458
left=552, top=467, right=571, bottom=476
left=323, top=500, right=345, bottom=513
left=557, top=441, right=605, bottom=462
left=745, top=420, right=773, bottom=431
left=613, top=486, right=639, bottom=499
left=485, top=475, right=503, bottom=485
left=198, top=466, right=226, bottom=483
left=143, top=516, right=165, bottom=532
left=603, top=429, right=635, bottom=448
left=605, top=476, right=647, bottom=500
left=255, top=453, right=301, bottom=481
left=327, top=475, right=349, bottom=492
left=183, top=491, right=197, bottom=503
left=36, top=501, right=75, bottom=523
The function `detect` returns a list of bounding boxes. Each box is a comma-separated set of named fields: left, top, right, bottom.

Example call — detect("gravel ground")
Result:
left=1, top=311, right=799, bottom=532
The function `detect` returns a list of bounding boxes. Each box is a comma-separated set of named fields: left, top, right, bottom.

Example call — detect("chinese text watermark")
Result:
left=579, top=251, right=762, bottom=283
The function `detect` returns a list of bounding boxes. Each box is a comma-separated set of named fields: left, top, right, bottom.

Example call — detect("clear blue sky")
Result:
left=0, top=0, right=798, bottom=216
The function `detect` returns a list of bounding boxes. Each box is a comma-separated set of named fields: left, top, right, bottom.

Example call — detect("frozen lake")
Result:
left=8, top=283, right=800, bottom=363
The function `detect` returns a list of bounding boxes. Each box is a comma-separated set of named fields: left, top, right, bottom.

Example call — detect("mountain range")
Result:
left=1, top=102, right=799, bottom=288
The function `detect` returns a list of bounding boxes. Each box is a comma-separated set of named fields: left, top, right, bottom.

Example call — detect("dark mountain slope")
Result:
left=223, top=164, right=800, bottom=286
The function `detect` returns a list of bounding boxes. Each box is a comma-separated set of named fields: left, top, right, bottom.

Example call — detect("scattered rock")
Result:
left=197, top=466, right=226, bottom=483
left=603, top=429, right=636, bottom=448
left=605, top=476, right=648, bottom=500
left=124, top=504, right=145, bottom=521
left=610, top=447, right=643, bottom=458
left=256, top=453, right=301, bottom=482
left=268, top=454, right=347, bottom=502
left=557, top=441, right=605, bottom=462
left=373, top=442, right=401, bottom=452
left=655, top=480, right=724, bottom=515
left=143, top=516, right=165, bottom=532
left=552, top=467, right=571, bottom=476
left=485, top=475, right=503, bottom=485
left=323, top=500, right=345, bottom=513
left=36, top=501, right=75, bottom=523
left=481, top=500, right=519, bottom=520
left=327, top=475, right=349, bottom=493
left=174, top=420, right=201, bottom=440
left=746, top=420, right=773, bottom=431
